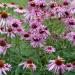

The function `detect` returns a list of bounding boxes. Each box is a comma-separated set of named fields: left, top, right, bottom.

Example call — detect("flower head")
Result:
left=65, top=63, right=73, bottom=71
left=14, top=6, right=26, bottom=14
left=65, top=32, right=75, bottom=45
left=19, top=59, right=36, bottom=71
left=44, top=46, right=55, bottom=54
left=0, top=38, right=11, bottom=55
left=0, top=60, right=11, bottom=75
left=47, top=56, right=65, bottom=75
left=7, top=2, right=17, bottom=8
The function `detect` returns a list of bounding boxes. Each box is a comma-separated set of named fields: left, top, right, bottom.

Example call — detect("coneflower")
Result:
left=19, top=59, right=36, bottom=71
left=0, top=38, right=11, bottom=55
left=0, top=60, right=11, bottom=75
left=0, top=11, right=12, bottom=32
left=44, top=46, right=55, bottom=54
left=47, top=56, right=66, bottom=75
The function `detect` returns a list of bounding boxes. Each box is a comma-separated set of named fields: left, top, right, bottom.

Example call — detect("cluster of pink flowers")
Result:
left=0, top=0, right=75, bottom=75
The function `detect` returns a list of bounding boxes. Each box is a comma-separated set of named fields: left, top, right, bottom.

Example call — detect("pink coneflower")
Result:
left=62, top=0, right=69, bottom=7
left=7, top=2, right=17, bottom=8
left=14, top=6, right=26, bottom=14
left=0, top=11, right=9, bottom=27
left=65, top=32, right=74, bottom=40
left=65, top=32, right=75, bottom=45
left=47, top=56, right=65, bottom=75
left=65, top=63, right=73, bottom=71
left=0, top=11, right=12, bottom=31
left=49, top=1, right=57, bottom=9
left=64, top=17, right=75, bottom=25
left=30, top=34, right=44, bottom=48
left=44, top=46, right=55, bottom=54
left=19, top=59, right=36, bottom=71
left=30, top=21, right=39, bottom=29
left=70, top=8, right=75, bottom=14
left=63, top=11, right=71, bottom=18
left=63, top=17, right=75, bottom=31
left=48, top=1, right=58, bottom=19
left=39, top=2, right=46, bottom=9
left=69, top=0, right=75, bottom=14
left=0, top=38, right=11, bottom=55
left=49, top=12, right=55, bottom=18
left=16, top=27, right=24, bottom=35
left=1, top=3, right=8, bottom=8
left=21, top=32, right=31, bottom=40
left=6, top=27, right=15, bottom=37
left=36, top=0, right=46, bottom=9
left=70, top=0, right=75, bottom=9
left=28, top=1, right=36, bottom=7
left=9, top=19, right=22, bottom=29
left=28, top=20, right=42, bottom=33
left=0, top=60, right=11, bottom=75
left=54, top=6, right=66, bottom=18
left=38, top=26, right=50, bottom=39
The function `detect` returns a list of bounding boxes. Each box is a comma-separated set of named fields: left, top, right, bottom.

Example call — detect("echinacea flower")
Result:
left=0, top=11, right=10, bottom=27
left=38, top=25, right=50, bottom=39
left=30, top=34, right=44, bottom=48
left=65, top=32, right=75, bottom=45
left=64, top=17, right=75, bottom=31
left=65, top=63, right=73, bottom=71
left=39, top=2, right=46, bottom=9
left=14, top=7, right=26, bottom=14
left=8, top=19, right=22, bottom=30
left=54, top=6, right=66, bottom=19
left=7, top=2, right=17, bottom=8
left=6, top=27, right=15, bottom=37
left=47, top=56, right=65, bottom=75
left=70, top=0, right=75, bottom=13
left=62, top=0, right=69, bottom=7
left=28, top=1, right=36, bottom=7
left=21, top=31, right=31, bottom=40
left=49, top=1, right=57, bottom=9
left=16, top=27, right=24, bottom=35
left=28, top=20, right=43, bottom=33
left=0, top=60, right=11, bottom=75
left=44, top=46, right=55, bottom=54
left=19, top=59, right=36, bottom=71
left=0, top=11, right=13, bottom=33
left=0, top=38, right=11, bottom=55
left=65, top=11, right=72, bottom=18
left=1, top=3, right=8, bottom=8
